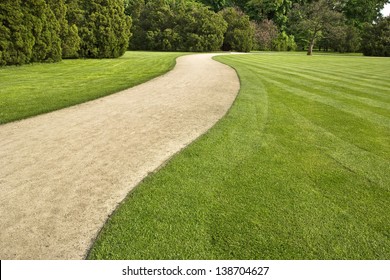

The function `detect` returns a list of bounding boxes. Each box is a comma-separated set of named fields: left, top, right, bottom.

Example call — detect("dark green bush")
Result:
left=362, top=17, right=390, bottom=57
left=129, top=0, right=227, bottom=52
left=77, top=0, right=132, bottom=58
left=219, top=7, right=253, bottom=52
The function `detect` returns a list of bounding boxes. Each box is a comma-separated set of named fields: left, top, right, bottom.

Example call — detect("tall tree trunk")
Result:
left=307, top=40, right=314, bottom=55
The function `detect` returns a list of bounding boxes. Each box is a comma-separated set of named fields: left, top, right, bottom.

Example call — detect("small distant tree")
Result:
left=252, top=19, right=278, bottom=51
left=361, top=16, right=390, bottom=57
left=220, top=7, right=254, bottom=52
left=288, top=0, right=344, bottom=55
left=320, top=24, right=361, bottom=53
left=272, top=31, right=296, bottom=51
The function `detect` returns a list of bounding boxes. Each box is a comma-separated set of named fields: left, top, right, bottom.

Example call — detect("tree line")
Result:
left=1, top=0, right=389, bottom=66
left=0, top=0, right=131, bottom=66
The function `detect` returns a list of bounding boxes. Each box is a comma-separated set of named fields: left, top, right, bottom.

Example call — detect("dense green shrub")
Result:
left=130, top=0, right=226, bottom=52
left=219, top=7, right=253, bottom=52
left=47, top=0, right=81, bottom=58
left=362, top=17, right=390, bottom=57
left=176, top=2, right=227, bottom=51
left=77, top=0, right=132, bottom=58
left=24, top=0, right=62, bottom=63
left=0, top=0, right=32, bottom=66
left=319, top=25, right=361, bottom=53
left=0, top=0, right=61, bottom=65
left=272, top=31, right=296, bottom=51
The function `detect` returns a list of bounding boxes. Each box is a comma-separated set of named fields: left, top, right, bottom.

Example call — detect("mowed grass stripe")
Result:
left=255, top=65, right=390, bottom=158
left=275, top=95, right=390, bottom=191
left=262, top=96, right=390, bottom=246
left=0, top=52, right=184, bottom=125
left=243, top=62, right=390, bottom=119
left=238, top=56, right=390, bottom=102
left=245, top=54, right=390, bottom=85
left=89, top=53, right=390, bottom=260
left=250, top=67, right=390, bottom=131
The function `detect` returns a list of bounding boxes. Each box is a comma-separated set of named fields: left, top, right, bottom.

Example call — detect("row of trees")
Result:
left=1, top=0, right=389, bottom=66
left=0, top=0, right=131, bottom=66
left=125, top=0, right=255, bottom=52
left=125, top=0, right=389, bottom=56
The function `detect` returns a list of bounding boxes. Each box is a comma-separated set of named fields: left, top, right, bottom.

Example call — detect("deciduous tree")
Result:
left=252, top=19, right=278, bottom=50
left=361, top=16, right=390, bottom=56
left=288, top=0, right=344, bottom=55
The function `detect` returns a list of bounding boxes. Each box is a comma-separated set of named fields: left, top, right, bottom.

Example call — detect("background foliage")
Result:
left=1, top=0, right=389, bottom=66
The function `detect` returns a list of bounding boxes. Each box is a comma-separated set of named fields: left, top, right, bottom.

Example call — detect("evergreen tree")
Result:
left=0, top=0, right=62, bottom=65
left=0, top=0, right=33, bottom=65
left=0, top=0, right=34, bottom=65
left=22, top=0, right=62, bottom=62
left=47, top=0, right=81, bottom=58
left=78, top=0, right=132, bottom=58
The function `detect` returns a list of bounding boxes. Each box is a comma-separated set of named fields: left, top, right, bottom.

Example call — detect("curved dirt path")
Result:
left=0, top=53, right=239, bottom=259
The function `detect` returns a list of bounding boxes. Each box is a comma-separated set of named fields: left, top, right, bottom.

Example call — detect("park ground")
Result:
left=1, top=52, right=389, bottom=259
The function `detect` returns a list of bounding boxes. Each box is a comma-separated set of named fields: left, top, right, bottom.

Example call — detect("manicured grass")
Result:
left=0, top=52, right=183, bottom=125
left=88, top=53, right=390, bottom=260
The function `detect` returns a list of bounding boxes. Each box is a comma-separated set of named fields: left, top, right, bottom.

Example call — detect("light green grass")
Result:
left=0, top=51, right=183, bottom=125
left=88, top=53, right=390, bottom=260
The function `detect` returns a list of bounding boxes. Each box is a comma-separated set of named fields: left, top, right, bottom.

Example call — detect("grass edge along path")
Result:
left=0, top=52, right=184, bottom=125
left=90, top=53, right=390, bottom=260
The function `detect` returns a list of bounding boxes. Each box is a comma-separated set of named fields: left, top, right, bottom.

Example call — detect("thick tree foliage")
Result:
left=0, top=0, right=131, bottom=66
left=0, top=0, right=62, bottom=66
left=130, top=0, right=227, bottom=52
left=77, top=0, right=132, bottom=58
left=47, top=0, right=81, bottom=58
left=341, top=0, right=389, bottom=27
left=220, top=7, right=254, bottom=52
left=288, top=0, right=344, bottom=55
left=252, top=19, right=279, bottom=50
left=0, top=0, right=388, bottom=65
left=361, top=16, right=390, bottom=56
left=0, top=0, right=31, bottom=66
left=198, top=0, right=231, bottom=11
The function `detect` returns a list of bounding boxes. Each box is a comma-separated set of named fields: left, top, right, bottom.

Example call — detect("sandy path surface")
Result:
left=0, top=53, right=239, bottom=260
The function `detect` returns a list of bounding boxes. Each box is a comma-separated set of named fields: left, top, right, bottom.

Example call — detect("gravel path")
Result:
left=0, top=53, right=239, bottom=259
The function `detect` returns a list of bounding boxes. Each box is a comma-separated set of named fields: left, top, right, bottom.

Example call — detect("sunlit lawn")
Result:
left=89, top=53, right=390, bottom=260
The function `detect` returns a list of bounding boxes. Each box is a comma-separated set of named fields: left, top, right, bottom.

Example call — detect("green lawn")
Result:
left=0, top=51, right=183, bottom=125
left=88, top=53, right=390, bottom=260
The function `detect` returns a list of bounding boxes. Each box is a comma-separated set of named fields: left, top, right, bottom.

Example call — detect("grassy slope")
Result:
left=0, top=52, right=183, bottom=125
left=88, top=53, right=390, bottom=260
